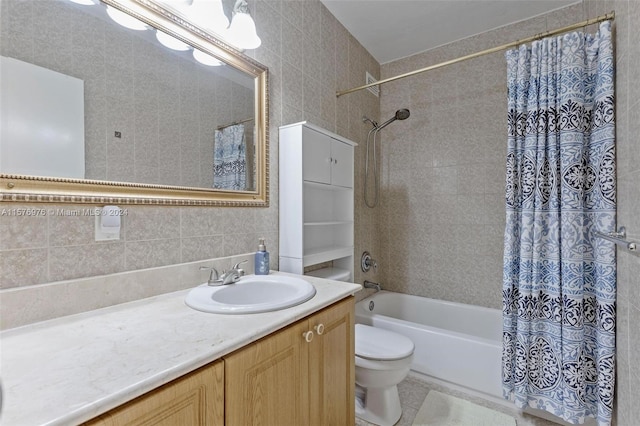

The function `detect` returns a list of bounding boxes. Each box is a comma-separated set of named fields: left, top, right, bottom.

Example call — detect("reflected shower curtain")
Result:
left=502, top=21, right=616, bottom=425
left=214, top=124, right=247, bottom=190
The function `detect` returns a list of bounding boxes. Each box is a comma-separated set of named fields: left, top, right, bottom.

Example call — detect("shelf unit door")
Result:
left=330, top=140, right=353, bottom=188
left=302, top=127, right=332, bottom=185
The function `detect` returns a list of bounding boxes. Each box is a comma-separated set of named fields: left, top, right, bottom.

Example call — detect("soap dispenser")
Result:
left=255, top=238, right=270, bottom=275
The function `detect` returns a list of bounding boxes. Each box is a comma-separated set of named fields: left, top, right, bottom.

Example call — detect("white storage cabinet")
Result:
left=279, top=122, right=356, bottom=280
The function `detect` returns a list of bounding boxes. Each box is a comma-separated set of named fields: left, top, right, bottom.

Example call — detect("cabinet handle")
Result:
left=334, top=158, right=338, bottom=164
left=314, top=323, right=325, bottom=335
left=302, top=331, right=314, bottom=343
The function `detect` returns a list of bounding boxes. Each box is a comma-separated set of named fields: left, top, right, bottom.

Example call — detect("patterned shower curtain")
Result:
left=502, top=21, right=616, bottom=425
left=214, top=123, right=247, bottom=190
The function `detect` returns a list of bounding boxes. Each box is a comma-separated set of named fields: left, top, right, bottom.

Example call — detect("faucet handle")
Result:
left=231, top=260, right=248, bottom=276
left=199, top=266, right=219, bottom=285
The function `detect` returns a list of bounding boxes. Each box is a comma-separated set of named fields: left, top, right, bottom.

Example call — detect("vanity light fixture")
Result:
left=98, top=0, right=261, bottom=52
left=193, top=49, right=223, bottom=66
left=226, top=0, right=261, bottom=50
left=155, top=30, right=190, bottom=51
left=106, top=5, right=148, bottom=30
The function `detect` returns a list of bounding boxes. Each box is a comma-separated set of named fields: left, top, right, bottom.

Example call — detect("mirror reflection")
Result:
left=0, top=0, right=258, bottom=192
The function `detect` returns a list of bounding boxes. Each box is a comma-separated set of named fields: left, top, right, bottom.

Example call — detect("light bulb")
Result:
left=155, top=30, right=190, bottom=51
left=227, top=12, right=261, bottom=50
left=188, top=0, right=229, bottom=34
left=193, top=49, right=223, bottom=66
left=106, top=6, right=148, bottom=31
left=68, top=0, right=97, bottom=5
left=160, top=0, right=193, bottom=6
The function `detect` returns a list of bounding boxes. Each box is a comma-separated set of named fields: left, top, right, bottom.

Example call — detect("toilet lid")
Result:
left=355, top=324, right=414, bottom=361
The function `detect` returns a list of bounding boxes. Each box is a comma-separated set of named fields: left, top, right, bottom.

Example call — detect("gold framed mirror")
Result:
left=0, top=0, right=268, bottom=206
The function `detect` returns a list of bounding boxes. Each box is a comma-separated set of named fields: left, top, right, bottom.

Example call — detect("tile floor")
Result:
left=355, top=374, right=562, bottom=426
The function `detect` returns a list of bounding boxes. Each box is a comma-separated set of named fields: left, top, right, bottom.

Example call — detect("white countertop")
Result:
left=0, top=272, right=361, bottom=426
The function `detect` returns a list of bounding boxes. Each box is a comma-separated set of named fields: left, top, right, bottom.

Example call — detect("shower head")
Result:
left=395, top=108, right=410, bottom=120
left=376, top=108, right=410, bottom=131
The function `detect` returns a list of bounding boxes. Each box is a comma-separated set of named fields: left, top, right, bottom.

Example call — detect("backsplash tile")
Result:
left=124, top=206, right=181, bottom=242
left=49, top=242, right=125, bottom=282
left=0, top=248, right=48, bottom=289
left=0, top=208, right=48, bottom=250
left=0, top=253, right=255, bottom=329
left=124, top=239, right=181, bottom=271
left=48, top=210, right=95, bottom=247
left=181, top=236, right=225, bottom=263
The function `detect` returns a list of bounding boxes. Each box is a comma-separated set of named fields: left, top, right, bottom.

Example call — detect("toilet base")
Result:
left=354, top=384, right=402, bottom=426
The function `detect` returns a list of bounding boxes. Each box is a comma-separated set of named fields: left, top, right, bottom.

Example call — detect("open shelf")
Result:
left=303, top=246, right=354, bottom=267
left=304, top=220, right=353, bottom=226
left=303, top=180, right=352, bottom=191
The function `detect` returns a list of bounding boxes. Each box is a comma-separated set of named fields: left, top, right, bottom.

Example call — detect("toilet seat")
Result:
left=355, top=324, right=414, bottom=361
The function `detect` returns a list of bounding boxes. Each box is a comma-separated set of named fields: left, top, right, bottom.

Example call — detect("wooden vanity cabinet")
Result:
left=84, top=360, right=224, bottom=426
left=84, top=297, right=354, bottom=426
left=307, top=296, right=356, bottom=426
left=224, top=296, right=355, bottom=426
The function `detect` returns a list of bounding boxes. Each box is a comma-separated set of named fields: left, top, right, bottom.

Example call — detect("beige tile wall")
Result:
left=377, top=1, right=640, bottom=423
left=0, top=0, right=381, bottom=290
left=231, top=0, right=383, bottom=286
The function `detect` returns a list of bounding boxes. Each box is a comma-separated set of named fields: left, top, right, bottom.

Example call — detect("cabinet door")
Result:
left=84, top=361, right=224, bottom=426
left=302, top=127, right=332, bottom=184
left=224, top=320, right=310, bottom=426
left=330, top=140, right=353, bottom=188
left=308, top=297, right=355, bottom=426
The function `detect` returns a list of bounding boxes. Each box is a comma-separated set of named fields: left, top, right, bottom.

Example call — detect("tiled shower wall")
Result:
left=0, top=0, right=381, bottom=289
left=606, top=0, right=640, bottom=424
left=377, top=1, right=640, bottom=424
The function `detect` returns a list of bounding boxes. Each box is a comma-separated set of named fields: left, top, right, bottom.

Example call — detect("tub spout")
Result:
left=364, top=280, right=381, bottom=292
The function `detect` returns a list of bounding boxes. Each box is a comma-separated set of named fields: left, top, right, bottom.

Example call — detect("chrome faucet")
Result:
left=219, top=260, right=247, bottom=285
left=200, top=260, right=247, bottom=286
left=363, top=280, right=381, bottom=292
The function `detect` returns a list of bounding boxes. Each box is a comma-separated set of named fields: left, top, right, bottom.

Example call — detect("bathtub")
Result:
left=355, top=291, right=503, bottom=399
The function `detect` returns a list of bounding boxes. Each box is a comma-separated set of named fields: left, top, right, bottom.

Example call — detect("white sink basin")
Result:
left=185, top=275, right=316, bottom=314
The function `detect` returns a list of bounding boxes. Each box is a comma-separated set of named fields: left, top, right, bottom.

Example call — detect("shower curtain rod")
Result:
left=336, top=11, right=615, bottom=98
left=216, top=117, right=254, bottom=130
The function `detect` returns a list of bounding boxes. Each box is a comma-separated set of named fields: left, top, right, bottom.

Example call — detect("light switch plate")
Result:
left=95, top=214, right=120, bottom=241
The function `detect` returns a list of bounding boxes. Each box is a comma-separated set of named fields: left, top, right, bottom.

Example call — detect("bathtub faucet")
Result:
left=364, top=280, right=381, bottom=292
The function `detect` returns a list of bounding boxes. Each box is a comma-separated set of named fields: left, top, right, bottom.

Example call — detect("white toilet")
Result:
left=305, top=268, right=415, bottom=425
left=355, top=324, right=414, bottom=426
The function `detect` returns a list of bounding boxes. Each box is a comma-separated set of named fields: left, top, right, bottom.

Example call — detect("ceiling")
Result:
left=320, top=0, right=579, bottom=64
